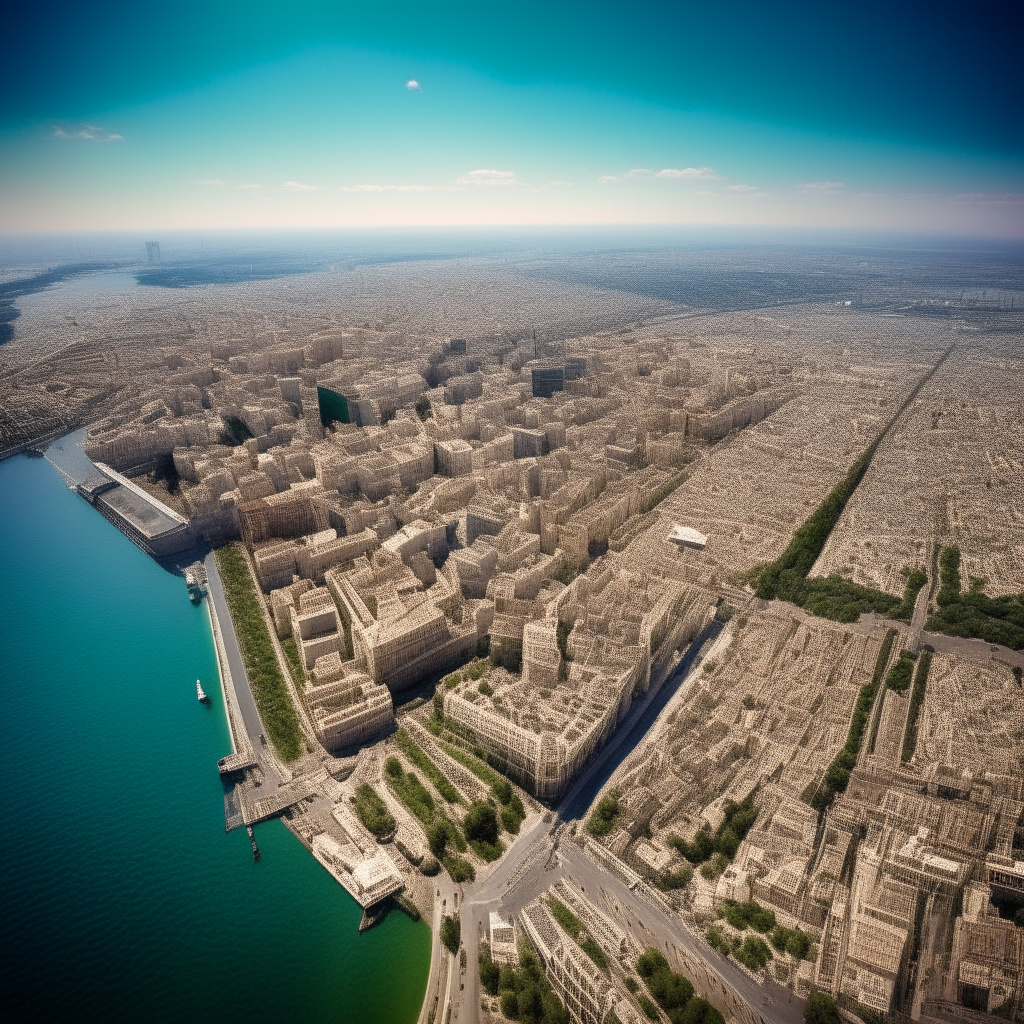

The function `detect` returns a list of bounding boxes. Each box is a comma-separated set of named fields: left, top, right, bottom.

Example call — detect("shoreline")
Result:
left=204, top=579, right=240, bottom=758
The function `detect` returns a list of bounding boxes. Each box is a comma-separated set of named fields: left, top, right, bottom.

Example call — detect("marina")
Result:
left=0, top=451, right=430, bottom=1024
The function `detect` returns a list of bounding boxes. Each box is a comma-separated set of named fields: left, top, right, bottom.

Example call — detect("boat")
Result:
left=184, top=563, right=206, bottom=604
left=196, top=679, right=210, bottom=703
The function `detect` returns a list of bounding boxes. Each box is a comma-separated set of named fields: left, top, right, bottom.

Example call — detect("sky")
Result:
left=0, top=0, right=1021, bottom=236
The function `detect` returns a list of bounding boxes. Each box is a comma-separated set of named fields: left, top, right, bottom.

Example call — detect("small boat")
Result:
left=184, top=563, right=206, bottom=604
left=196, top=679, right=210, bottom=703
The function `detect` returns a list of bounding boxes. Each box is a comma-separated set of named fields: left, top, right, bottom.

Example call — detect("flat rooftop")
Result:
left=96, top=485, right=185, bottom=540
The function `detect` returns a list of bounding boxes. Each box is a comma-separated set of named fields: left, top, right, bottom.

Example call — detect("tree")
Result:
left=585, top=792, right=622, bottom=837
left=353, top=783, right=395, bottom=838
left=543, top=991, right=570, bottom=1024
left=517, top=982, right=544, bottom=1022
left=428, top=821, right=450, bottom=857
left=500, top=990, right=518, bottom=1019
left=804, top=990, right=842, bottom=1024
left=479, top=952, right=500, bottom=995
left=637, top=947, right=670, bottom=978
left=677, top=996, right=714, bottom=1024
left=440, top=914, right=461, bottom=955
left=717, top=826, right=739, bottom=858
left=464, top=801, right=499, bottom=845
left=492, top=777, right=512, bottom=805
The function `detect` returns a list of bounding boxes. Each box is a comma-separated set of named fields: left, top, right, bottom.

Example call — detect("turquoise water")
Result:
left=0, top=455, right=429, bottom=1023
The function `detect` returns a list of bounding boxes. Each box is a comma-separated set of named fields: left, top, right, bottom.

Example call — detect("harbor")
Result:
left=0, top=448, right=430, bottom=1024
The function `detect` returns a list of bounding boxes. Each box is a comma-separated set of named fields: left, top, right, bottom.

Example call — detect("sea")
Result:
left=0, top=452, right=430, bottom=1024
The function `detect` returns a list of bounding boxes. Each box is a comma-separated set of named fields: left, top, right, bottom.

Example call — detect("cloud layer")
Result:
left=52, top=123, right=122, bottom=142
left=456, top=168, right=519, bottom=186
left=655, top=167, right=719, bottom=179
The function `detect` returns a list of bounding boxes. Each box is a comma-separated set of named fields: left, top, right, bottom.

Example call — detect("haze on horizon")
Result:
left=0, top=0, right=1021, bottom=238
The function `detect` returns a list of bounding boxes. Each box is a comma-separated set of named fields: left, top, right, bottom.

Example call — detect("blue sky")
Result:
left=1, top=1, right=1020, bottom=235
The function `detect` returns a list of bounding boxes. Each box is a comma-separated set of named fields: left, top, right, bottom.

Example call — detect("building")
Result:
left=307, top=658, right=395, bottom=753
left=435, top=438, right=474, bottom=477
left=519, top=898, right=615, bottom=1024
left=489, top=912, right=518, bottom=965
left=532, top=363, right=565, bottom=399
left=310, top=836, right=404, bottom=908
left=88, top=463, right=194, bottom=556
left=325, top=550, right=477, bottom=694
left=667, top=524, right=707, bottom=550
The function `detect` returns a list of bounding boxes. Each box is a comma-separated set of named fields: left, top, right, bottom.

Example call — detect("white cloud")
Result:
left=52, top=122, right=122, bottom=142
left=597, top=168, right=650, bottom=184
left=281, top=180, right=317, bottom=191
left=340, top=184, right=432, bottom=192
left=405, top=79, right=422, bottom=92
left=239, top=183, right=261, bottom=189
left=338, top=183, right=468, bottom=193
left=548, top=180, right=574, bottom=186
left=656, top=167, right=719, bottom=180
left=800, top=181, right=844, bottom=194
left=722, top=183, right=769, bottom=197
left=456, top=168, right=519, bottom=186
left=194, top=179, right=224, bottom=186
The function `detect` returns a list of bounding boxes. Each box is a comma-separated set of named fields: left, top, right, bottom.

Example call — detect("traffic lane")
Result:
left=461, top=832, right=560, bottom=1024
left=421, top=877, right=457, bottom=1024
left=559, top=845, right=803, bottom=1024
left=204, top=552, right=281, bottom=787
left=557, top=620, right=723, bottom=823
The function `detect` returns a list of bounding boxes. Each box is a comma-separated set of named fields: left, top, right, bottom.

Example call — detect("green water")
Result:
left=0, top=455, right=429, bottom=1023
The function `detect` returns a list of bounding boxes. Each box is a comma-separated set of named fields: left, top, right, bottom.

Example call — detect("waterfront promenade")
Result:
left=204, top=552, right=286, bottom=811
left=171, top=548, right=799, bottom=1024
left=201, top=547, right=798, bottom=1024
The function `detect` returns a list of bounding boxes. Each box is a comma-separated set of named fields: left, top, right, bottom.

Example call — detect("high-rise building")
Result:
left=531, top=363, right=564, bottom=398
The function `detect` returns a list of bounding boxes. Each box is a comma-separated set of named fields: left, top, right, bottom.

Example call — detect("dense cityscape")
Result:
left=4, top=263, right=1020, bottom=1024
left=2, top=3, right=1021, bottom=1022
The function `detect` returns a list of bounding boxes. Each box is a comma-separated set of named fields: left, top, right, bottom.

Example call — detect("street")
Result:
left=450, top=619, right=804, bottom=1024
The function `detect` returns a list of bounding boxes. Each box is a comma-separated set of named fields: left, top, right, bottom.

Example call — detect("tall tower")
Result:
left=145, top=241, right=161, bottom=265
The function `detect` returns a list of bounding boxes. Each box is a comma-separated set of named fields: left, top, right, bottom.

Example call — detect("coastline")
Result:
left=205, top=585, right=240, bottom=757
left=2, top=451, right=432, bottom=1024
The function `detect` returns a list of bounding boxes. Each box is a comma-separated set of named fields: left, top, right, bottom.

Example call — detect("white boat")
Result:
left=196, top=679, right=210, bottom=703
